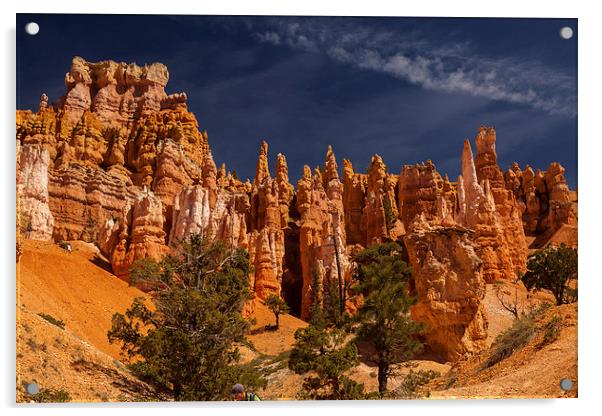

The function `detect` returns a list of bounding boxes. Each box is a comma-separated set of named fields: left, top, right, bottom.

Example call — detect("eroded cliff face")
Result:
left=404, top=216, right=488, bottom=361
left=398, top=160, right=456, bottom=227
left=473, top=127, right=528, bottom=277
left=505, top=160, right=577, bottom=241
left=16, top=58, right=209, bottom=268
left=296, top=157, right=353, bottom=320
left=17, top=142, right=55, bottom=241
left=111, top=190, right=170, bottom=279
left=342, top=159, right=367, bottom=245
left=17, top=59, right=576, bottom=361
left=457, top=139, right=516, bottom=283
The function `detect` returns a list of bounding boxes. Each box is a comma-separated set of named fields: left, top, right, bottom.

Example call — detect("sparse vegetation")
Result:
left=541, top=315, right=563, bottom=346
left=483, top=302, right=552, bottom=369
left=483, top=314, right=536, bottom=369
left=395, top=369, right=440, bottom=399
left=83, top=214, right=97, bottom=240
left=445, top=371, right=457, bottom=390
left=108, top=234, right=264, bottom=401
left=493, top=282, right=526, bottom=319
left=265, top=294, right=290, bottom=329
left=26, top=337, right=47, bottom=352
left=94, top=391, right=110, bottom=401
left=521, top=244, right=578, bottom=305
left=38, top=313, right=65, bottom=330
left=382, top=197, right=397, bottom=234
left=31, top=388, right=71, bottom=403
left=19, top=216, right=32, bottom=238
left=352, top=242, right=424, bottom=395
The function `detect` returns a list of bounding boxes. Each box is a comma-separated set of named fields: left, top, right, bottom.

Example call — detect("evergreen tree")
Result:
left=288, top=307, right=364, bottom=400
left=322, top=276, right=353, bottom=329
left=382, top=197, right=396, bottom=234
left=521, top=243, right=578, bottom=305
left=108, top=234, right=263, bottom=401
left=352, top=242, right=424, bottom=395
left=265, top=293, right=290, bottom=329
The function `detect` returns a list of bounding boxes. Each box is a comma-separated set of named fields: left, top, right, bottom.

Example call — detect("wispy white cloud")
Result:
left=254, top=19, right=576, bottom=117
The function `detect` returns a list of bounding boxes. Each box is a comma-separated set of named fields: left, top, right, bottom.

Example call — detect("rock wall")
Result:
left=247, top=142, right=286, bottom=300
left=16, top=143, right=55, bottom=241
left=169, top=185, right=249, bottom=248
left=505, top=160, right=576, bottom=239
left=398, top=160, right=455, bottom=227
left=16, top=57, right=208, bottom=277
left=458, top=139, right=516, bottom=282
left=342, top=159, right=367, bottom=245
left=404, top=216, right=488, bottom=361
left=297, top=148, right=353, bottom=319
left=473, top=127, right=528, bottom=276
left=111, top=190, right=170, bottom=279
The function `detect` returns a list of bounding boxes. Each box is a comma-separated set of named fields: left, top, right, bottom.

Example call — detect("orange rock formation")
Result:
left=405, top=216, right=488, bottom=361
left=16, top=59, right=577, bottom=361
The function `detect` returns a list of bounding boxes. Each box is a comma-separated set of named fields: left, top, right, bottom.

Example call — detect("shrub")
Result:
left=395, top=369, right=440, bottom=399
left=57, top=241, right=72, bottom=252
left=445, top=371, right=457, bottom=390
left=541, top=315, right=563, bottom=346
left=26, top=338, right=47, bottom=352
left=38, top=313, right=65, bottom=330
left=521, top=244, right=578, bottom=305
left=31, top=388, right=71, bottom=403
left=483, top=314, right=536, bottom=369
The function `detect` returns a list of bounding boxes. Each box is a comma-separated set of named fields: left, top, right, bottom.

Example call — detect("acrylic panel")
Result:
left=15, top=14, right=578, bottom=402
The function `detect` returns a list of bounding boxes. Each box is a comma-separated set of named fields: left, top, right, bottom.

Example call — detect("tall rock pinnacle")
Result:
left=254, top=141, right=271, bottom=185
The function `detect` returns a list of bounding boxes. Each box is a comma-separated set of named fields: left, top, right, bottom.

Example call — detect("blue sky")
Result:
left=16, top=14, right=578, bottom=187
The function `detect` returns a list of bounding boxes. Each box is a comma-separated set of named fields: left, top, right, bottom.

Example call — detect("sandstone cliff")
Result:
left=405, top=216, right=488, bottom=361
left=505, top=160, right=577, bottom=242
left=297, top=148, right=353, bottom=320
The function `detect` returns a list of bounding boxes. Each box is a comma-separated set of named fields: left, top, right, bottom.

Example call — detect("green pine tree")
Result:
left=288, top=307, right=364, bottom=400
left=108, top=234, right=264, bottom=401
left=521, top=243, right=578, bottom=305
left=265, top=293, right=290, bottom=329
left=352, top=242, right=424, bottom=395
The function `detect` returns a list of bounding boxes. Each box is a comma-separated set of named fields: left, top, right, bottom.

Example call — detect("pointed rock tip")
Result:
left=260, top=140, right=268, bottom=153
left=302, top=165, right=312, bottom=178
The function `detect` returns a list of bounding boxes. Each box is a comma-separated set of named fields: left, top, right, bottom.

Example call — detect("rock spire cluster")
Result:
left=17, top=58, right=577, bottom=361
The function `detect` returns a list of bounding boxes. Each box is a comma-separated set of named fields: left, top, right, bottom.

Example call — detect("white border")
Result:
left=2, top=1, right=600, bottom=415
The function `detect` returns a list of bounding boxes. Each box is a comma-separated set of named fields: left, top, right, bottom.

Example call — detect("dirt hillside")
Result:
left=17, top=240, right=148, bottom=359
left=429, top=301, right=578, bottom=399
left=16, top=306, right=157, bottom=403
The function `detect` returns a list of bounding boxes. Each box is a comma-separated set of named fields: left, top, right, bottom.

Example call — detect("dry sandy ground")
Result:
left=16, top=306, right=157, bottom=402
left=247, top=300, right=307, bottom=356
left=17, top=240, right=149, bottom=359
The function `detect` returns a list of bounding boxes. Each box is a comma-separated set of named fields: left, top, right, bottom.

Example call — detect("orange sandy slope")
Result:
left=17, top=240, right=148, bottom=359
